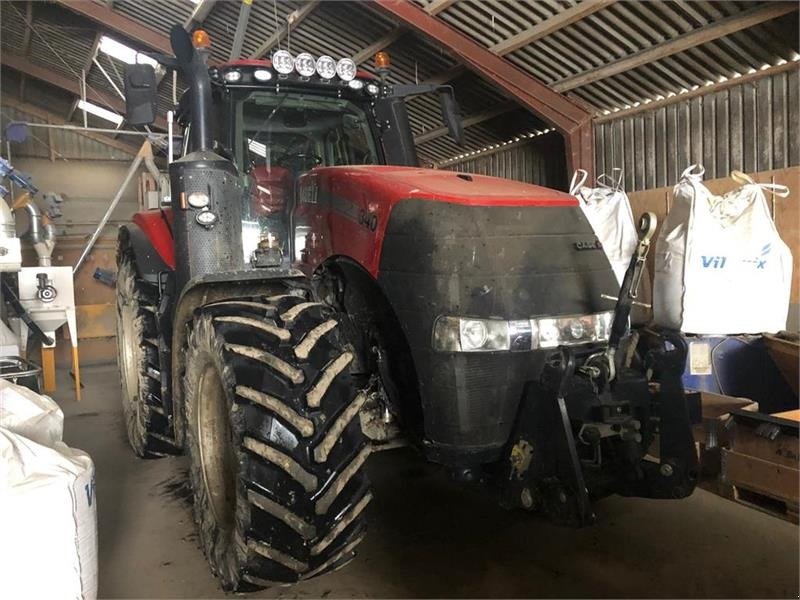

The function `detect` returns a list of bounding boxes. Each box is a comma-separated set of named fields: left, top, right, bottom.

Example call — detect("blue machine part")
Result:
left=682, top=334, right=797, bottom=413
left=0, top=157, right=38, bottom=195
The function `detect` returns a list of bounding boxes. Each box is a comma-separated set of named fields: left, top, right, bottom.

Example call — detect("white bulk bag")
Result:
left=0, top=378, right=63, bottom=447
left=0, top=380, right=97, bottom=600
left=570, top=168, right=638, bottom=285
left=653, top=165, right=792, bottom=334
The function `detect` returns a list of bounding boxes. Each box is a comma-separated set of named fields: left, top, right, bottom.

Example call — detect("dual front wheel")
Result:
left=116, top=248, right=371, bottom=589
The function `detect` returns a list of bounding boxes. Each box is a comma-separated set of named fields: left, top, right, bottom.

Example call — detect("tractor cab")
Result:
left=142, top=38, right=461, bottom=268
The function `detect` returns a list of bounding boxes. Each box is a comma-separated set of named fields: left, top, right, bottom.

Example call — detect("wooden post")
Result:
left=41, top=346, right=56, bottom=393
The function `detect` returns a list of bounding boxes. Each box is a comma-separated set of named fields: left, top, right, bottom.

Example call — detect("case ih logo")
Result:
left=701, top=244, right=771, bottom=270
left=574, top=240, right=603, bottom=250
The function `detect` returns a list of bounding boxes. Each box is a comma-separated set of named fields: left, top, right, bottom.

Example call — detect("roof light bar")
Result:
left=272, top=50, right=294, bottom=75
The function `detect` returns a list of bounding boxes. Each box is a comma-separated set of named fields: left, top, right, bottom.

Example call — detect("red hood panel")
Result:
left=311, top=165, right=576, bottom=206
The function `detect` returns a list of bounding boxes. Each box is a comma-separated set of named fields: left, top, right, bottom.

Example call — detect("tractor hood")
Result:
left=309, top=165, right=578, bottom=208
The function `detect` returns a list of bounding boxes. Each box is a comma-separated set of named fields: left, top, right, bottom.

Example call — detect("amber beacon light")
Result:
left=192, top=29, right=211, bottom=49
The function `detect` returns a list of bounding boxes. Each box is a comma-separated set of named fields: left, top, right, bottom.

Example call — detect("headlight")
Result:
left=253, top=69, right=272, bottom=82
left=272, top=50, right=294, bottom=75
left=223, top=70, right=241, bottom=83
left=195, top=210, right=217, bottom=227
left=432, top=312, right=613, bottom=352
left=294, top=52, right=315, bottom=77
left=186, top=191, right=209, bottom=209
left=316, top=55, right=336, bottom=79
left=336, top=58, right=357, bottom=81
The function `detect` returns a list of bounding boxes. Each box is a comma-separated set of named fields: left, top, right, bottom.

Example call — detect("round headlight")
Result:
left=223, top=70, right=242, bottom=83
left=187, top=191, right=209, bottom=209
left=316, top=55, right=336, bottom=79
left=195, top=210, right=217, bottom=227
left=336, top=58, right=357, bottom=81
left=272, top=50, right=294, bottom=75
left=253, top=69, right=272, bottom=82
left=294, top=52, right=315, bottom=77
left=460, top=320, right=488, bottom=350
left=568, top=319, right=585, bottom=340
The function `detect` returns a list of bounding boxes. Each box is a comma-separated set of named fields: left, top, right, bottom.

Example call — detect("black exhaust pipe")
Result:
left=168, top=25, right=244, bottom=292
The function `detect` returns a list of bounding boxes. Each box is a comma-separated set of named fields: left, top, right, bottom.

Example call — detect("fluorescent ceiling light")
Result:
left=78, top=100, right=124, bottom=126
left=99, top=35, right=158, bottom=68
left=248, top=138, right=267, bottom=158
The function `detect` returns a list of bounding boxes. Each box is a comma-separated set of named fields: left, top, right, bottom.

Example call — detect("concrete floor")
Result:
left=56, top=364, right=799, bottom=599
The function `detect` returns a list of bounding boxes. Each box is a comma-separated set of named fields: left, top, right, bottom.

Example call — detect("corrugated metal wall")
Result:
left=0, top=106, right=132, bottom=161
left=595, top=68, right=800, bottom=192
left=442, top=132, right=567, bottom=189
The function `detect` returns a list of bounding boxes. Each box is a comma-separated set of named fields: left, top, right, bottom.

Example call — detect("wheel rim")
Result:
left=118, top=300, right=140, bottom=410
left=196, top=360, right=237, bottom=539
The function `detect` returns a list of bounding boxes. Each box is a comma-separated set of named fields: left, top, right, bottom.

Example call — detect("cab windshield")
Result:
left=234, top=91, right=379, bottom=176
left=231, top=90, right=379, bottom=260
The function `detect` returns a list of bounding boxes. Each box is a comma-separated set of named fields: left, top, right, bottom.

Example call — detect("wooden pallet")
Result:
left=727, top=482, right=799, bottom=524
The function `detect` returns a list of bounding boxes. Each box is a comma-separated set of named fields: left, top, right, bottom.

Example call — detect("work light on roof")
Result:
left=294, top=52, right=316, bottom=77
left=253, top=69, right=272, bottom=82
left=335, top=58, right=357, bottom=81
left=315, top=55, right=336, bottom=79
left=272, top=50, right=294, bottom=75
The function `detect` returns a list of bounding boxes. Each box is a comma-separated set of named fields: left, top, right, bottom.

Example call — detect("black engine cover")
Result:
left=377, top=199, right=619, bottom=464
left=169, top=150, right=244, bottom=292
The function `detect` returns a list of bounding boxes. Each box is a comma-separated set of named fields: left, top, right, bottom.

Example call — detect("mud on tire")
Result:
left=115, top=235, right=176, bottom=457
left=183, top=295, right=371, bottom=590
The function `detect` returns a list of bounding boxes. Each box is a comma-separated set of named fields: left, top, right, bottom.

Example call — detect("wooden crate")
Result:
left=721, top=410, right=799, bottom=524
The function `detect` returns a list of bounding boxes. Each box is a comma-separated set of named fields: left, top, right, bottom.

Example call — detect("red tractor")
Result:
left=117, top=27, right=697, bottom=590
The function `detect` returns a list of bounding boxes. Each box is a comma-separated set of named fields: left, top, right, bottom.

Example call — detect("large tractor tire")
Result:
left=183, top=295, right=371, bottom=590
left=115, top=240, right=176, bottom=457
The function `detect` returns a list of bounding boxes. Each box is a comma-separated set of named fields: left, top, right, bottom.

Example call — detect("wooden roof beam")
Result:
left=54, top=0, right=172, bottom=54
left=1, top=94, right=140, bottom=157
left=184, top=0, right=218, bottom=28
left=554, top=2, right=798, bottom=92
left=1, top=53, right=169, bottom=130
left=425, top=0, right=457, bottom=17
left=354, top=27, right=405, bottom=65
left=373, top=0, right=594, bottom=175
left=490, top=0, right=614, bottom=56
left=249, top=1, right=320, bottom=58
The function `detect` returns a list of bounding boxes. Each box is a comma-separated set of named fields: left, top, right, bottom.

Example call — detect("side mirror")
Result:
left=438, top=89, right=464, bottom=145
left=124, top=64, right=158, bottom=126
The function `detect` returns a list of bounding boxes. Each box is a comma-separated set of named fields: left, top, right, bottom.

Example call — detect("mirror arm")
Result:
left=387, top=84, right=453, bottom=99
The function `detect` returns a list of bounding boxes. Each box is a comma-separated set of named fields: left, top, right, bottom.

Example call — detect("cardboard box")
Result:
left=649, top=391, right=759, bottom=477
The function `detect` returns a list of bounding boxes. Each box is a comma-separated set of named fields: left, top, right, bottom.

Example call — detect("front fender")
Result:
left=119, top=223, right=171, bottom=283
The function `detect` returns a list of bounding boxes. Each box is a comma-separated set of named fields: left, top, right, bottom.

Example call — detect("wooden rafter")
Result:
left=489, top=1, right=614, bottom=56
left=54, top=0, right=172, bottom=54
left=373, top=0, right=594, bottom=175
left=1, top=95, right=140, bottom=157
left=425, top=0, right=456, bottom=17
left=554, top=2, right=798, bottom=92
left=353, top=27, right=405, bottom=65
left=184, top=0, right=218, bottom=28
left=2, top=52, right=169, bottom=130
left=249, top=1, right=320, bottom=58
